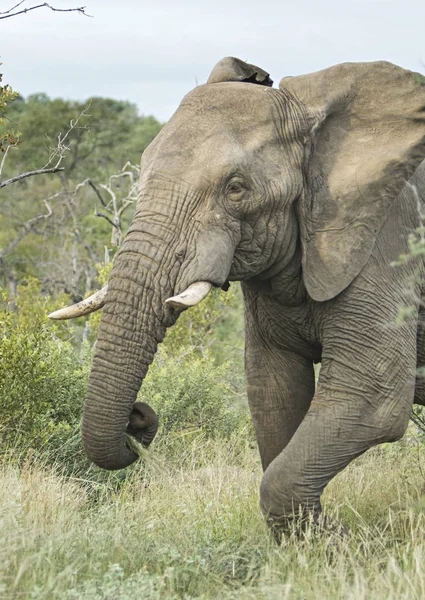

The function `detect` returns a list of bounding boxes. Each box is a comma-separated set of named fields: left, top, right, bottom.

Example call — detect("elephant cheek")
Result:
left=179, top=225, right=239, bottom=291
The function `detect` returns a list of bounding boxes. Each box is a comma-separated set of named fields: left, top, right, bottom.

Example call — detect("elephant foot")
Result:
left=267, top=510, right=348, bottom=545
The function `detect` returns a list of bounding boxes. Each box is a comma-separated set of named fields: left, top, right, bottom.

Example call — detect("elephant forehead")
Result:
left=144, top=126, right=281, bottom=189
left=179, top=82, right=275, bottom=118
left=142, top=134, right=251, bottom=188
left=142, top=84, right=287, bottom=184
left=178, top=84, right=282, bottom=141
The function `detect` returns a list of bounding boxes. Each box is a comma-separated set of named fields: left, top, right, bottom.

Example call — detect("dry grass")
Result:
left=1, top=432, right=425, bottom=599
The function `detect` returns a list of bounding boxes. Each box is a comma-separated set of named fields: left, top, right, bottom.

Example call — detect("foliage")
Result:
left=139, top=347, right=244, bottom=440
left=393, top=216, right=425, bottom=267
left=0, top=279, right=90, bottom=454
left=84, top=260, right=114, bottom=340
left=0, top=66, right=20, bottom=154
left=3, top=94, right=162, bottom=180
left=145, top=284, right=247, bottom=441
left=164, top=284, right=243, bottom=360
left=391, top=213, right=425, bottom=434
left=415, top=73, right=425, bottom=87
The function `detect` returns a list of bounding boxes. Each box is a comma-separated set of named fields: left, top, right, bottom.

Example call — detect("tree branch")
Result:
left=0, top=108, right=91, bottom=192
left=94, top=211, right=119, bottom=230
left=0, top=199, right=52, bottom=259
left=0, top=3, right=92, bottom=19
left=0, top=166, right=64, bottom=189
left=0, top=2, right=26, bottom=16
left=0, top=0, right=25, bottom=15
left=87, top=179, right=108, bottom=208
left=0, top=143, right=16, bottom=181
left=0, top=256, right=17, bottom=300
left=44, top=103, right=91, bottom=169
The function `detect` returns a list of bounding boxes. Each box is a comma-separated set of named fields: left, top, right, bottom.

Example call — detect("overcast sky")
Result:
left=1, top=0, right=424, bottom=121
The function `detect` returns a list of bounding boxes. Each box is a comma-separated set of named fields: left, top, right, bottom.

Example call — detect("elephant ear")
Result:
left=207, top=57, right=273, bottom=87
left=280, top=62, right=425, bottom=301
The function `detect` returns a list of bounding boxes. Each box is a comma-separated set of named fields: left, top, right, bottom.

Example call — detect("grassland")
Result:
left=1, top=430, right=425, bottom=599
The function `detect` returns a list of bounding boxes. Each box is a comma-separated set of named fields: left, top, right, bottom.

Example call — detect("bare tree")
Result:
left=44, top=162, right=140, bottom=296
left=89, top=161, right=140, bottom=248
left=0, top=110, right=93, bottom=296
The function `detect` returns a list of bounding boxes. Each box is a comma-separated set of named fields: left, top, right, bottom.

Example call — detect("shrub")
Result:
left=138, top=347, right=246, bottom=441
left=0, top=280, right=90, bottom=458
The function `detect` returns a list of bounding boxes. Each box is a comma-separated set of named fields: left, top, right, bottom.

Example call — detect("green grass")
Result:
left=2, top=432, right=425, bottom=599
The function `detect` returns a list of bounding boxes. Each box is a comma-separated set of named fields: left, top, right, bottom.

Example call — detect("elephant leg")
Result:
left=414, top=305, right=425, bottom=405
left=259, top=295, right=418, bottom=534
left=245, top=322, right=315, bottom=471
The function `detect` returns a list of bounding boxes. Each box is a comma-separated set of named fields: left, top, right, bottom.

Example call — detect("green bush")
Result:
left=0, top=280, right=90, bottom=458
left=162, top=285, right=240, bottom=357
left=139, top=347, right=246, bottom=441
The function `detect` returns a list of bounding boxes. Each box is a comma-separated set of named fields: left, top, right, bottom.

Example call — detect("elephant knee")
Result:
left=373, top=398, right=412, bottom=443
left=381, top=411, right=410, bottom=442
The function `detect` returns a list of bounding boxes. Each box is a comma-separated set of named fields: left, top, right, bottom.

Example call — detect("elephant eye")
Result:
left=226, top=179, right=247, bottom=200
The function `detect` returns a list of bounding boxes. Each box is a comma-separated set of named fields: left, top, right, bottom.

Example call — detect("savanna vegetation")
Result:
left=2, top=65, right=425, bottom=599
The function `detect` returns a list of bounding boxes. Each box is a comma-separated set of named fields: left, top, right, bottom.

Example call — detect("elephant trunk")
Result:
left=81, top=191, right=237, bottom=470
left=82, top=230, right=175, bottom=470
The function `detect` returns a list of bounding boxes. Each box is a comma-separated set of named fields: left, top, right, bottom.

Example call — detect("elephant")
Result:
left=50, top=56, right=425, bottom=536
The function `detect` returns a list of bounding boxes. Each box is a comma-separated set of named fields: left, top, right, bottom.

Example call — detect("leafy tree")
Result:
left=4, top=95, right=162, bottom=180
left=1, top=90, right=162, bottom=298
left=0, top=279, right=88, bottom=453
left=0, top=67, right=20, bottom=155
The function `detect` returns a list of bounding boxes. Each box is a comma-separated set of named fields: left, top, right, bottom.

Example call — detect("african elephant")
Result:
left=50, top=57, right=425, bottom=535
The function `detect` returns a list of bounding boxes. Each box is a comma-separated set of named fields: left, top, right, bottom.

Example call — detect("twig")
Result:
left=0, top=1, right=26, bottom=14
left=411, top=408, right=425, bottom=432
left=94, top=211, right=118, bottom=229
left=0, top=198, right=52, bottom=258
left=0, top=108, right=91, bottom=191
left=88, top=179, right=108, bottom=208
left=92, top=164, right=139, bottom=247
left=0, top=166, right=64, bottom=189
left=0, top=3, right=92, bottom=19
left=0, top=143, right=16, bottom=181
left=45, top=104, right=91, bottom=170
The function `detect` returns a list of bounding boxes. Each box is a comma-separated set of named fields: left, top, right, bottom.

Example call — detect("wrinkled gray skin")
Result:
left=82, top=57, right=425, bottom=535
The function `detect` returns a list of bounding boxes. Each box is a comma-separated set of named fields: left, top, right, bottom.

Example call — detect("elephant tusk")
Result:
left=48, top=285, right=108, bottom=320
left=165, top=281, right=213, bottom=309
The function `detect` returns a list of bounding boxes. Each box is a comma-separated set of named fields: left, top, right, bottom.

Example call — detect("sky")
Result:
left=1, top=0, right=424, bottom=122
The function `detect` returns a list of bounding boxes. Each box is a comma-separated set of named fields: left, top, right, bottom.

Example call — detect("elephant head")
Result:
left=50, top=57, right=425, bottom=471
